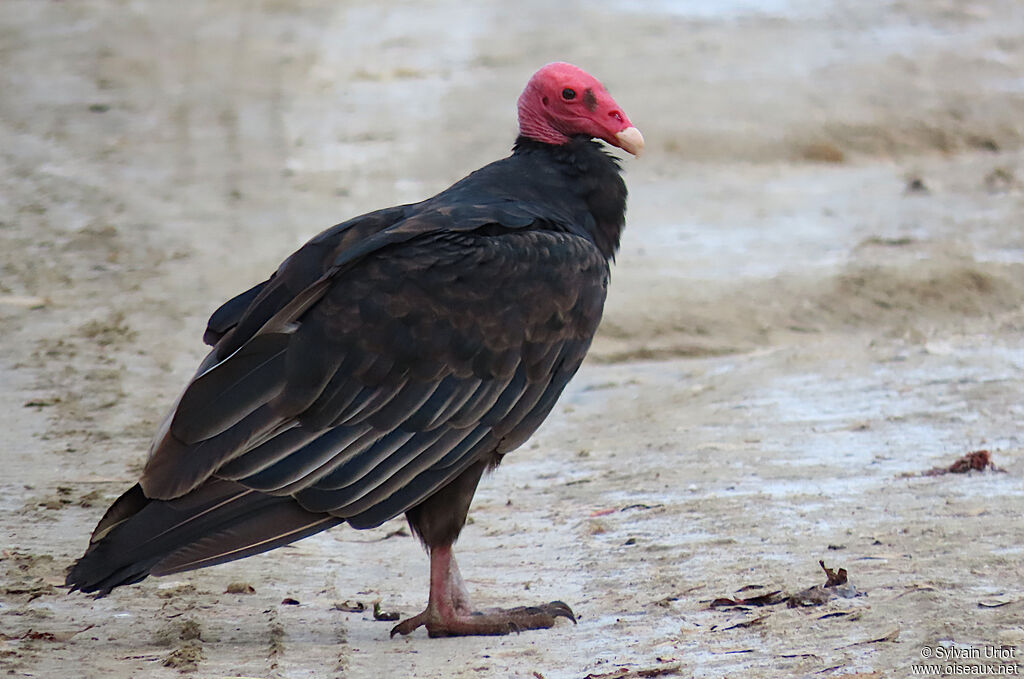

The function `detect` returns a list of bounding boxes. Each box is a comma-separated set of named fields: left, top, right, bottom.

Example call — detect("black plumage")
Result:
left=68, top=61, right=640, bottom=637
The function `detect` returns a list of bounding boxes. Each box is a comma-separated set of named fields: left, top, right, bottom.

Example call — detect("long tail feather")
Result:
left=66, top=480, right=344, bottom=596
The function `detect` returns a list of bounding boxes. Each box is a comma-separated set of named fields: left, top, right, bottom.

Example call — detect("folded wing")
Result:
left=140, top=219, right=609, bottom=535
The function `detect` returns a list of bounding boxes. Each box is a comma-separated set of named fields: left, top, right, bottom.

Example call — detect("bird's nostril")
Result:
left=609, top=111, right=623, bottom=122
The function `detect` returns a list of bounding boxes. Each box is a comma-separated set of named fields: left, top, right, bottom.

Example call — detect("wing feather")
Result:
left=141, top=404, right=291, bottom=499
left=295, top=424, right=492, bottom=515
left=203, top=280, right=268, bottom=346
left=171, top=332, right=290, bottom=444
left=399, top=374, right=482, bottom=431
left=218, top=423, right=374, bottom=491
left=344, top=430, right=498, bottom=529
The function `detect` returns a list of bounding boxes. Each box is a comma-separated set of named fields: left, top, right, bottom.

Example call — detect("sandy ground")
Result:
left=2, top=1, right=1023, bottom=677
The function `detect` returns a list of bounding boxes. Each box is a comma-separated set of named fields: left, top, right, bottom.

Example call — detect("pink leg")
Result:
left=390, top=545, right=575, bottom=638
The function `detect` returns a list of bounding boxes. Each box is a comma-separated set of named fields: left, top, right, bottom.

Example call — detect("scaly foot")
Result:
left=389, top=544, right=576, bottom=638
left=391, top=600, right=576, bottom=637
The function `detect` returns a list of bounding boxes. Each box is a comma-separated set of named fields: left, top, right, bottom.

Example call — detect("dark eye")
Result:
left=561, top=88, right=576, bottom=100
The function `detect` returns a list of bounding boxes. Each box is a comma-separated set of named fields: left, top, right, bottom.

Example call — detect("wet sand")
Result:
left=2, top=1, right=1023, bottom=677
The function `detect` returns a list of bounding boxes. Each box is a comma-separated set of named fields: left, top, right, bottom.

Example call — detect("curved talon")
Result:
left=545, top=600, right=577, bottom=623
left=390, top=613, right=427, bottom=637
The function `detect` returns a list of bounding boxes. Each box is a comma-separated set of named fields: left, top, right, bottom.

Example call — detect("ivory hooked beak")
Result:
left=614, top=126, right=645, bottom=156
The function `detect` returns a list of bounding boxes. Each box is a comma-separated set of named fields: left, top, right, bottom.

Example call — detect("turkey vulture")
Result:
left=66, top=62, right=643, bottom=638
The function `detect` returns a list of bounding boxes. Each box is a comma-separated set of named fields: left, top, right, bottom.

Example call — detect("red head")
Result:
left=517, top=62, right=644, bottom=156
